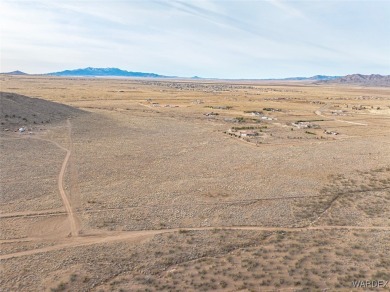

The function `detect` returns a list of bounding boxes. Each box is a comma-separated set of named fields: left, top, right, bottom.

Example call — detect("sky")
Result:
left=1, top=0, right=389, bottom=79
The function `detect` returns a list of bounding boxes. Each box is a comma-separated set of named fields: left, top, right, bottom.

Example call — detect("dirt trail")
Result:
left=58, top=119, right=79, bottom=236
left=57, top=142, right=77, bottom=236
left=314, top=109, right=368, bottom=126
left=2, top=225, right=389, bottom=260
left=9, top=120, right=80, bottom=236
left=0, top=208, right=66, bottom=219
left=6, top=186, right=390, bottom=220
left=1, top=194, right=333, bottom=219
left=1, top=116, right=387, bottom=261
left=1, top=121, right=80, bottom=235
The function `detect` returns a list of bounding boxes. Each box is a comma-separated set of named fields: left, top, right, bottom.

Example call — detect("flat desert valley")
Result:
left=1, top=76, right=390, bottom=291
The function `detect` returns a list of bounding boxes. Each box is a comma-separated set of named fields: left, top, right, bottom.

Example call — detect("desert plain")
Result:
left=0, top=75, right=390, bottom=291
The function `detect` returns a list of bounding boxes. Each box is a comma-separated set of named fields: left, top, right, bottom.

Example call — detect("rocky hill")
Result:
left=0, top=92, right=86, bottom=130
left=1, top=70, right=28, bottom=75
left=321, top=74, right=390, bottom=86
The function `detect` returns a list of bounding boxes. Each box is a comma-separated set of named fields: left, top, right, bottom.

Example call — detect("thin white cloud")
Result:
left=1, top=0, right=389, bottom=77
left=266, top=0, right=308, bottom=20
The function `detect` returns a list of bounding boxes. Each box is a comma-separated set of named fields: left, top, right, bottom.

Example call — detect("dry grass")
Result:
left=2, top=229, right=389, bottom=291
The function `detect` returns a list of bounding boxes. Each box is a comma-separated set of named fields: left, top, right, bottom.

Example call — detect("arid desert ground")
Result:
left=1, top=76, right=390, bottom=291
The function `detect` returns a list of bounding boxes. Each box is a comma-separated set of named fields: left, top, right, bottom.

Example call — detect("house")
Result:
left=331, top=110, right=346, bottom=116
left=239, top=131, right=259, bottom=137
left=292, top=122, right=320, bottom=129
left=324, top=130, right=339, bottom=135
left=204, top=112, right=219, bottom=116
left=250, top=111, right=263, bottom=116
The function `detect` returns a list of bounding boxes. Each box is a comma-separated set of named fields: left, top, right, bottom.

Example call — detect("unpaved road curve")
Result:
left=58, top=140, right=77, bottom=236
left=16, top=120, right=79, bottom=236
left=2, top=225, right=389, bottom=260
left=57, top=119, right=78, bottom=236
left=314, top=110, right=368, bottom=126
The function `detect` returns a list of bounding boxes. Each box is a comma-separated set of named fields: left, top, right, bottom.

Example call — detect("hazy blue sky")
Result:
left=1, top=0, right=389, bottom=78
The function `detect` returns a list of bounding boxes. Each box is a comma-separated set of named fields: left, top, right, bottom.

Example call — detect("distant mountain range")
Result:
left=1, top=68, right=389, bottom=86
left=45, top=69, right=341, bottom=81
left=2, top=70, right=28, bottom=75
left=320, top=74, right=390, bottom=86
left=46, top=67, right=173, bottom=78
left=282, top=75, right=341, bottom=81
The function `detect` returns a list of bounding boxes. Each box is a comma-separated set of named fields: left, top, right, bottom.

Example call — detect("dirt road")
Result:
left=314, top=109, right=368, bottom=126
left=57, top=119, right=78, bottom=236
left=2, top=118, right=388, bottom=262
left=2, top=225, right=389, bottom=260
left=12, top=120, right=80, bottom=236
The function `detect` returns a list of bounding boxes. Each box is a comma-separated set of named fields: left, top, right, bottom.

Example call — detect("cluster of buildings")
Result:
left=291, top=121, right=321, bottom=129
left=227, top=128, right=259, bottom=138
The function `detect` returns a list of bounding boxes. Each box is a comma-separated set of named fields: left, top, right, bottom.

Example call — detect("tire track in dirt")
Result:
left=309, top=193, right=340, bottom=227
left=9, top=120, right=80, bottom=236
left=0, top=208, right=66, bottom=219
left=1, top=121, right=80, bottom=236
left=2, top=186, right=389, bottom=219
left=1, top=225, right=389, bottom=260
left=309, top=186, right=390, bottom=227
left=314, top=109, right=368, bottom=126
left=58, top=119, right=79, bottom=236
left=0, top=194, right=341, bottom=219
